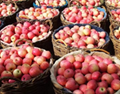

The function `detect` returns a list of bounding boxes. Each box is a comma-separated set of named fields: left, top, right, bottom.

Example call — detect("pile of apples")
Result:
left=106, top=0, right=120, bottom=7
left=0, top=44, right=51, bottom=83
left=35, top=0, right=66, bottom=7
left=111, top=9, right=120, bottom=22
left=113, top=27, right=120, bottom=40
left=62, top=6, right=104, bottom=24
left=54, top=25, right=106, bottom=49
left=56, top=53, right=120, bottom=94
left=0, top=3, right=17, bottom=17
left=71, top=0, right=102, bottom=6
left=18, top=6, right=59, bottom=20
left=0, top=21, right=50, bottom=45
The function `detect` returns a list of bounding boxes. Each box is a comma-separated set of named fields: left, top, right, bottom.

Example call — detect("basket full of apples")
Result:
left=60, top=6, right=107, bottom=30
left=0, top=20, right=53, bottom=51
left=0, top=2, right=19, bottom=26
left=109, top=23, right=120, bottom=60
left=33, top=0, right=68, bottom=11
left=52, top=23, right=110, bottom=58
left=105, top=0, right=120, bottom=11
left=3, top=0, right=35, bottom=10
left=108, top=9, right=120, bottom=26
left=50, top=49, right=120, bottom=94
left=0, top=39, right=53, bottom=94
left=68, top=0, right=104, bottom=7
left=16, top=6, right=61, bottom=31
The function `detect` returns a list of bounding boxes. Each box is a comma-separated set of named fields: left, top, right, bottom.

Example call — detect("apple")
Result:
left=40, top=61, right=49, bottom=70
left=63, top=68, right=74, bottom=78
left=75, top=73, right=86, bottom=84
left=107, top=64, right=117, bottom=74
left=84, top=89, right=95, bottom=94
left=21, top=74, right=31, bottom=81
left=29, top=67, right=41, bottom=77
left=101, top=73, right=114, bottom=84
left=88, top=64, right=99, bottom=73
left=98, top=81, right=108, bottom=88
left=87, top=80, right=98, bottom=90
left=1, top=70, right=13, bottom=77
left=21, top=64, right=31, bottom=74
left=91, top=71, right=101, bottom=81
left=5, top=62, right=16, bottom=72
left=95, top=87, right=107, bottom=94
left=56, top=75, right=67, bottom=86
left=13, top=57, right=22, bottom=65
left=13, top=69, right=22, bottom=78
left=65, top=78, right=78, bottom=91
left=111, top=79, right=120, bottom=90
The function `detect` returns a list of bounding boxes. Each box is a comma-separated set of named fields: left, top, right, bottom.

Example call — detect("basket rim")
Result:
left=33, top=0, right=68, bottom=9
left=0, top=21, right=52, bottom=47
left=52, top=23, right=110, bottom=49
left=61, top=6, right=107, bottom=24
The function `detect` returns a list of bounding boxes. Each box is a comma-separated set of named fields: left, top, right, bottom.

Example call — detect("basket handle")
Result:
left=14, top=38, right=33, bottom=47
left=68, top=0, right=81, bottom=7
left=109, top=22, right=118, bottom=34
left=90, top=21, right=101, bottom=27
left=44, top=20, right=53, bottom=31
left=55, top=39, right=68, bottom=47
left=89, top=48, right=110, bottom=54
left=101, top=5, right=107, bottom=12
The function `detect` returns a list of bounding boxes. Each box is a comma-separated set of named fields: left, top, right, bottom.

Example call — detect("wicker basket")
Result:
left=0, top=20, right=53, bottom=51
left=33, top=0, right=68, bottom=12
left=52, top=24, right=110, bottom=58
left=50, top=49, right=120, bottom=94
left=3, top=0, right=35, bottom=10
left=0, top=39, right=53, bottom=94
left=108, top=9, right=120, bottom=26
left=0, top=2, right=19, bottom=26
left=105, top=0, right=120, bottom=11
left=109, top=23, right=120, bottom=60
left=68, top=0, right=105, bottom=7
left=60, top=6, right=107, bottom=30
left=16, top=7, right=60, bottom=31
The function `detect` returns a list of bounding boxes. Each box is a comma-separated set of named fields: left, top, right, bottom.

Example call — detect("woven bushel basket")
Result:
left=0, top=39, right=53, bottom=94
left=33, top=0, right=68, bottom=12
left=108, top=9, right=120, bottom=26
left=0, top=20, right=53, bottom=51
left=105, top=0, right=120, bottom=11
left=0, top=2, right=19, bottom=26
left=16, top=7, right=60, bottom=31
left=60, top=6, right=107, bottom=30
left=109, top=23, right=120, bottom=60
left=68, top=0, right=104, bottom=7
left=3, top=0, right=35, bottom=10
left=52, top=24, right=110, bottom=58
left=50, top=49, right=120, bottom=94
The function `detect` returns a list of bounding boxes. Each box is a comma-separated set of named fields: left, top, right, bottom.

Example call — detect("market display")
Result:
left=0, top=0, right=120, bottom=94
